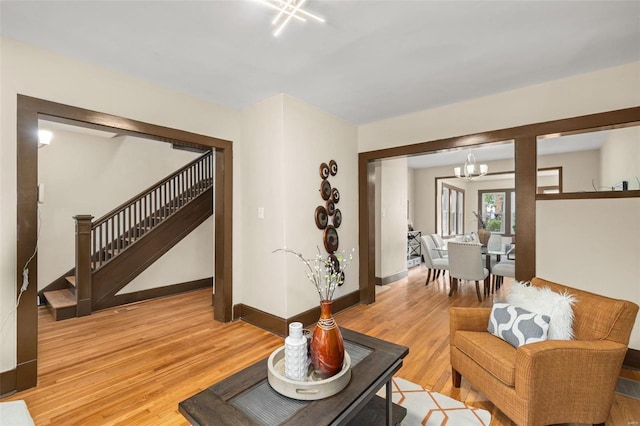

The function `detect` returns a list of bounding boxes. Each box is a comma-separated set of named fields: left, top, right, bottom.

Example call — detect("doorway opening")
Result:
left=14, top=95, right=233, bottom=392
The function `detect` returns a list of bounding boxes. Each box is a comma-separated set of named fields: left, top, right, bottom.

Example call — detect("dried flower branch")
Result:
left=273, top=247, right=354, bottom=301
left=473, top=211, right=487, bottom=229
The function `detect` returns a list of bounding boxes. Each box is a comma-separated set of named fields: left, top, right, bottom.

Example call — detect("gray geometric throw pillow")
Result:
left=488, top=303, right=551, bottom=348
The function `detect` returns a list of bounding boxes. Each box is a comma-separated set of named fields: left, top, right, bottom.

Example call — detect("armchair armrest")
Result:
left=514, top=339, right=627, bottom=421
left=450, top=307, right=491, bottom=335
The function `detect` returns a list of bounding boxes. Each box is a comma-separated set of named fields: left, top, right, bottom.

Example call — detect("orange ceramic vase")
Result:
left=477, top=228, right=491, bottom=246
left=310, top=300, right=344, bottom=379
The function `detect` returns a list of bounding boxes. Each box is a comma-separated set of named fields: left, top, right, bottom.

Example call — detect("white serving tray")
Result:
left=267, top=346, right=351, bottom=400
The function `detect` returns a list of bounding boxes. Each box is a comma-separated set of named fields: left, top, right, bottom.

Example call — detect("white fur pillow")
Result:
left=507, top=281, right=576, bottom=340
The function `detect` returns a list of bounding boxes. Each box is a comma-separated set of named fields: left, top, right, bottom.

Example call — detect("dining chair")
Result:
left=431, top=234, right=447, bottom=251
left=447, top=241, right=489, bottom=302
left=491, top=245, right=516, bottom=291
left=506, top=244, right=516, bottom=260
left=427, top=236, right=443, bottom=259
left=420, top=236, right=448, bottom=285
left=481, top=233, right=505, bottom=276
left=487, top=233, right=502, bottom=251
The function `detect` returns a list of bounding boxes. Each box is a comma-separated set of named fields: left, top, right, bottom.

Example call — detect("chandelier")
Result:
left=454, top=154, right=488, bottom=181
left=258, top=0, right=325, bottom=37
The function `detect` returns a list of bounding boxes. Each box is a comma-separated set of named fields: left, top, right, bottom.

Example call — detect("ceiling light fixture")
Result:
left=258, top=0, right=325, bottom=37
left=454, top=154, right=488, bottom=181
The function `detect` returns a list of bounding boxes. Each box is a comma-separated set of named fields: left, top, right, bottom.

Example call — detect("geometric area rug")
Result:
left=0, top=400, right=35, bottom=426
left=376, top=377, right=492, bottom=426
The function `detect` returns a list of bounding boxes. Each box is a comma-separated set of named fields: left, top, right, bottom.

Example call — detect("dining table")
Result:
left=433, top=243, right=511, bottom=297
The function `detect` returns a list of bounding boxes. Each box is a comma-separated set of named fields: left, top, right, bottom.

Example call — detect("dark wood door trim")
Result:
left=358, top=106, right=640, bottom=306
left=514, top=136, right=537, bottom=281
left=15, top=95, right=233, bottom=392
left=358, top=158, right=376, bottom=304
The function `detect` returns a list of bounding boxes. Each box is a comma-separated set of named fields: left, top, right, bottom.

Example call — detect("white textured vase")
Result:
left=284, top=322, right=308, bottom=381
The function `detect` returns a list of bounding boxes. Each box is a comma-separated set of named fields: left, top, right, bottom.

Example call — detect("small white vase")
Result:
left=284, top=322, right=308, bottom=381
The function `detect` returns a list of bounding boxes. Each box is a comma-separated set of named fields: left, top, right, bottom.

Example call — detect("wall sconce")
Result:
left=38, top=130, right=52, bottom=148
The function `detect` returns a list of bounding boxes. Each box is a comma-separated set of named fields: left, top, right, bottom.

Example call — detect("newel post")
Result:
left=74, top=214, right=94, bottom=317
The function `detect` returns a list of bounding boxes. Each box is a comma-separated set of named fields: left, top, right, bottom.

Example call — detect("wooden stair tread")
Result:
left=44, top=289, right=77, bottom=308
left=65, top=276, right=76, bottom=286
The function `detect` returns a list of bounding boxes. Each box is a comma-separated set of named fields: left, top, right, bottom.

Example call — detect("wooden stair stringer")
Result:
left=91, top=186, right=213, bottom=311
left=93, top=179, right=212, bottom=270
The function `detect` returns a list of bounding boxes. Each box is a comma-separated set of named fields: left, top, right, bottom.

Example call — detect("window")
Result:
left=441, top=183, right=465, bottom=236
left=457, top=191, right=464, bottom=233
left=442, top=187, right=449, bottom=235
left=479, top=189, right=515, bottom=236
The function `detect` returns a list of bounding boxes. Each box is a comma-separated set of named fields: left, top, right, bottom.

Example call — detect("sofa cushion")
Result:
left=453, top=330, right=517, bottom=386
left=488, top=303, right=550, bottom=347
left=507, top=281, right=575, bottom=340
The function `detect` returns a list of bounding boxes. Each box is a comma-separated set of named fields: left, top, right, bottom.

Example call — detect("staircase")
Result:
left=44, top=275, right=77, bottom=321
left=40, top=151, right=214, bottom=320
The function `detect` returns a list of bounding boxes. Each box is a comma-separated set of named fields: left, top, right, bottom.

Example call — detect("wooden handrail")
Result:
left=89, top=151, right=213, bottom=270
left=93, top=151, right=212, bottom=227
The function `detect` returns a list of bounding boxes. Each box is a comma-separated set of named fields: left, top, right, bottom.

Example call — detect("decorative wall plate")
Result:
left=333, top=209, right=342, bottom=228
left=326, top=200, right=336, bottom=216
left=329, top=254, right=340, bottom=273
left=328, top=255, right=345, bottom=286
left=320, top=179, right=332, bottom=200
left=329, top=160, right=338, bottom=176
left=323, top=225, right=339, bottom=253
left=315, top=205, right=328, bottom=229
left=331, top=188, right=340, bottom=203
left=319, top=163, right=330, bottom=179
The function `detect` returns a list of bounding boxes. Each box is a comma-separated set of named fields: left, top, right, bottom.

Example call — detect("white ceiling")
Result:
left=2, top=1, right=639, bottom=125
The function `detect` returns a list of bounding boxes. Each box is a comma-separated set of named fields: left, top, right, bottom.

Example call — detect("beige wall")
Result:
left=282, top=96, right=359, bottom=316
left=238, top=95, right=287, bottom=316
left=359, top=62, right=640, bottom=151
left=359, top=61, right=640, bottom=349
left=117, top=219, right=214, bottom=294
left=37, top=128, right=212, bottom=293
left=240, top=94, right=359, bottom=318
left=601, top=126, right=640, bottom=190
left=412, top=167, right=447, bottom=236
left=0, top=37, right=239, bottom=372
left=536, top=198, right=640, bottom=346
left=538, top=149, right=600, bottom=193
left=375, top=158, right=408, bottom=280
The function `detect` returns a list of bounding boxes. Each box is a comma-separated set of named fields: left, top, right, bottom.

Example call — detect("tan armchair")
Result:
left=450, top=277, right=638, bottom=426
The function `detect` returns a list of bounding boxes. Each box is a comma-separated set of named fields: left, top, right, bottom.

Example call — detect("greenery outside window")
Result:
left=479, top=189, right=515, bottom=235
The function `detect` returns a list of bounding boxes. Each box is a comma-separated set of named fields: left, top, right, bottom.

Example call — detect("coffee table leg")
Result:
left=386, top=379, right=393, bottom=425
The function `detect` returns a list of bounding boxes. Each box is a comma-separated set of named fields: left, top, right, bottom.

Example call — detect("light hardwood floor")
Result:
left=3, top=266, right=639, bottom=425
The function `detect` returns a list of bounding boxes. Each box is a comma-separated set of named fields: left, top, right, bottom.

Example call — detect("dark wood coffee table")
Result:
left=179, top=328, right=409, bottom=425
